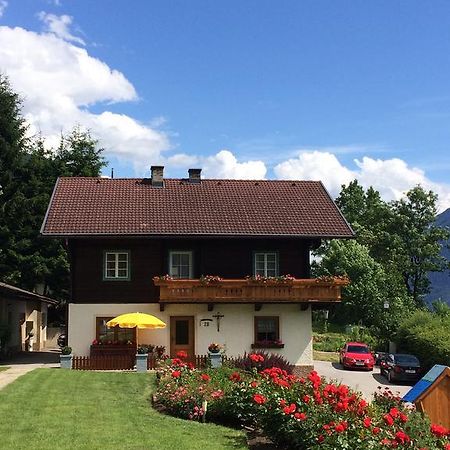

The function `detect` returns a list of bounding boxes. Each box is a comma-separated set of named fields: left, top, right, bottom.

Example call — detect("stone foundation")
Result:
left=293, top=365, right=314, bottom=377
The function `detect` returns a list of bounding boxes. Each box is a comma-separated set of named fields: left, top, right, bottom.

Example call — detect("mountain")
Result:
left=427, top=208, right=450, bottom=305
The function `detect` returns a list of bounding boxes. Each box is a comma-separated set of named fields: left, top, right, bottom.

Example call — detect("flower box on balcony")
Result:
left=251, top=342, right=285, bottom=349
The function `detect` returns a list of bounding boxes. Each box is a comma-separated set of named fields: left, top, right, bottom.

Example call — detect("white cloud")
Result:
left=0, top=24, right=170, bottom=165
left=38, top=12, right=85, bottom=45
left=274, top=151, right=355, bottom=195
left=0, top=1, right=7, bottom=18
left=202, top=150, right=267, bottom=179
left=274, top=151, right=450, bottom=211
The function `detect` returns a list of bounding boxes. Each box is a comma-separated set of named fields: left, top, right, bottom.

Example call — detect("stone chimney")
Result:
left=188, top=168, right=202, bottom=184
left=150, top=165, right=164, bottom=187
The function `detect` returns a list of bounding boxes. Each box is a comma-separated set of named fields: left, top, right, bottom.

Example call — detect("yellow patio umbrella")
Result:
left=106, top=312, right=166, bottom=346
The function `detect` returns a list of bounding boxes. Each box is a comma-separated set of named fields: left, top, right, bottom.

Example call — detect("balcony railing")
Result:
left=153, top=277, right=348, bottom=304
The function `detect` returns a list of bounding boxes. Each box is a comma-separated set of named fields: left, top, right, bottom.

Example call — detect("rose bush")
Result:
left=154, top=353, right=450, bottom=449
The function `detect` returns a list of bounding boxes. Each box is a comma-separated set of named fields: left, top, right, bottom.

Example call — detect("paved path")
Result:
left=0, top=349, right=60, bottom=390
left=314, top=360, right=412, bottom=401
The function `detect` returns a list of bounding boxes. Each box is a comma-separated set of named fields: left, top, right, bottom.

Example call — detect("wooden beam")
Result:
left=207, top=303, right=214, bottom=312
left=254, top=303, right=262, bottom=311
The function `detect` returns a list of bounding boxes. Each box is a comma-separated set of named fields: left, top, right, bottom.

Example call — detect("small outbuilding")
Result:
left=0, top=282, right=58, bottom=355
left=403, top=365, right=450, bottom=428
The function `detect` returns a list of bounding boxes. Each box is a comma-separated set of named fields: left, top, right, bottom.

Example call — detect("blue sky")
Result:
left=1, top=0, right=450, bottom=208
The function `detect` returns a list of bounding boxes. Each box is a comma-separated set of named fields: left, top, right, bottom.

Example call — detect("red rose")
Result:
left=253, top=393, right=267, bottom=405
left=395, top=431, right=410, bottom=444
left=389, top=407, right=399, bottom=418
left=171, top=370, right=181, bottom=378
left=384, top=414, right=394, bottom=426
left=201, top=373, right=211, bottom=382
left=229, top=372, right=241, bottom=382
left=430, top=424, right=448, bottom=438
left=363, top=417, right=372, bottom=428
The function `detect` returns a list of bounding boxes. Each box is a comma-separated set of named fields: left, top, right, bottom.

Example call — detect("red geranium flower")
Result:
left=389, top=407, right=399, bottom=418
left=253, top=393, right=267, bottom=404
left=395, top=431, right=410, bottom=444
left=372, top=427, right=381, bottom=435
left=399, top=413, right=408, bottom=423
left=250, top=381, right=259, bottom=388
left=282, top=403, right=296, bottom=415
left=176, top=350, right=188, bottom=359
left=171, top=370, right=181, bottom=378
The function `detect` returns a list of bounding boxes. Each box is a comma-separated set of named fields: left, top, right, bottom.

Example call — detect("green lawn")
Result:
left=0, top=366, right=10, bottom=372
left=313, top=350, right=340, bottom=363
left=0, top=369, right=248, bottom=450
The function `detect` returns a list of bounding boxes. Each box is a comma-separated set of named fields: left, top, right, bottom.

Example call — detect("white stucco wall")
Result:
left=68, top=303, right=313, bottom=366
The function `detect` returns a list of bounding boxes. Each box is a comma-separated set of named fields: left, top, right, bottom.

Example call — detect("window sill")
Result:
left=251, top=343, right=284, bottom=349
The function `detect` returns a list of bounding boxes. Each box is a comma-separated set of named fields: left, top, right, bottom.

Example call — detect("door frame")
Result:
left=170, top=316, right=195, bottom=359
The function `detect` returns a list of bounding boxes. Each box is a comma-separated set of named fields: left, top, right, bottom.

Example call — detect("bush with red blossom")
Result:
left=154, top=357, right=450, bottom=449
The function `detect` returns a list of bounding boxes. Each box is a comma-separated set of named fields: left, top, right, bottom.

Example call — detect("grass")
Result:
left=0, top=366, right=10, bottom=372
left=0, top=369, right=248, bottom=450
left=313, top=350, right=340, bottom=363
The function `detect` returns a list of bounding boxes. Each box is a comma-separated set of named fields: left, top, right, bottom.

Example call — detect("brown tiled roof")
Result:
left=41, top=177, right=354, bottom=238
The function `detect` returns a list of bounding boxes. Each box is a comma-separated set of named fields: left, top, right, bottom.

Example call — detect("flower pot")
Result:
left=60, top=354, right=73, bottom=369
left=136, top=353, right=148, bottom=373
left=208, top=352, right=222, bottom=369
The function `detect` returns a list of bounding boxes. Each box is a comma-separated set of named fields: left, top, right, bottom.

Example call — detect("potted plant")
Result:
left=136, top=344, right=149, bottom=372
left=208, top=343, right=222, bottom=368
left=208, top=342, right=222, bottom=353
left=60, top=346, right=72, bottom=369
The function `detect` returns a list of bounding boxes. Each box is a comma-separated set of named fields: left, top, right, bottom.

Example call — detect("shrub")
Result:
left=396, top=309, right=450, bottom=370
left=225, top=351, right=293, bottom=374
left=313, top=333, right=346, bottom=352
left=61, top=346, right=72, bottom=355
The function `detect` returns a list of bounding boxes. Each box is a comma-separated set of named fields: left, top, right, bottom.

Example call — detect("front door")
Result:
left=170, top=316, right=195, bottom=360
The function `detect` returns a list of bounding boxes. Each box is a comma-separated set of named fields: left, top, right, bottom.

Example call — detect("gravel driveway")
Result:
left=314, top=360, right=412, bottom=401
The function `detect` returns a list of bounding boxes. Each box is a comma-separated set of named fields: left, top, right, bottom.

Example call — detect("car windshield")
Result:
left=395, top=355, right=419, bottom=364
left=347, top=345, right=369, bottom=354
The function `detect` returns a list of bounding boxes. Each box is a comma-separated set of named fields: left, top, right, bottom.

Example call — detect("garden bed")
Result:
left=154, top=352, right=450, bottom=450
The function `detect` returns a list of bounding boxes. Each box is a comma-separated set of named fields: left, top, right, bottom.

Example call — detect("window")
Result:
left=95, top=317, right=135, bottom=344
left=104, top=251, right=130, bottom=280
left=254, top=316, right=281, bottom=346
left=169, top=251, right=193, bottom=278
left=254, top=252, right=278, bottom=277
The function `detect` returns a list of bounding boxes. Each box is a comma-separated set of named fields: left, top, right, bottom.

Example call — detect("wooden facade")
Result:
left=68, top=237, right=314, bottom=303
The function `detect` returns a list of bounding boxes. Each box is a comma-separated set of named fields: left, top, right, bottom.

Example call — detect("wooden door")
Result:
left=170, top=316, right=195, bottom=360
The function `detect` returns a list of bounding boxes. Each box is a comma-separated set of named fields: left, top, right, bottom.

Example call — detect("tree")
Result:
left=0, top=76, right=106, bottom=300
left=313, top=240, right=412, bottom=341
left=389, top=186, right=450, bottom=306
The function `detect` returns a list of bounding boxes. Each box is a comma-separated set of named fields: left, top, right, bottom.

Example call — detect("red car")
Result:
left=339, top=342, right=374, bottom=370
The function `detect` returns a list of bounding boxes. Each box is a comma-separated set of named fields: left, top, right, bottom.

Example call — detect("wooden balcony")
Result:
left=153, top=277, right=348, bottom=304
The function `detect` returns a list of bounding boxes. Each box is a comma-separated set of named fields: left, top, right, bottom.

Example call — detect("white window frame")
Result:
left=254, top=252, right=279, bottom=277
left=169, top=251, right=193, bottom=279
left=104, top=251, right=130, bottom=280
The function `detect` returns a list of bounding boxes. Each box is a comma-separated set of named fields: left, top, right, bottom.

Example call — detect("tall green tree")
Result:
left=0, top=76, right=106, bottom=300
left=389, top=187, right=450, bottom=305
left=313, top=240, right=412, bottom=340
